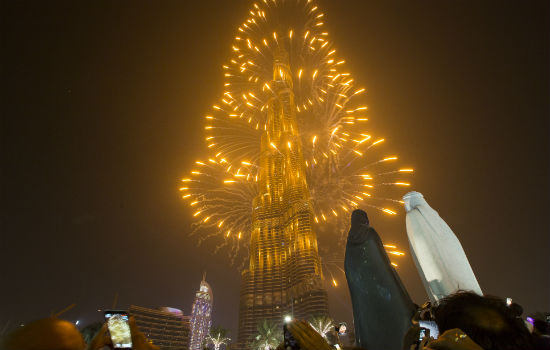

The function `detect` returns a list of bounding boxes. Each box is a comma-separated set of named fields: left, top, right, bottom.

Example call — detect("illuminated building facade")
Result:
left=189, top=274, right=213, bottom=350
left=237, top=51, right=329, bottom=347
left=129, top=305, right=191, bottom=350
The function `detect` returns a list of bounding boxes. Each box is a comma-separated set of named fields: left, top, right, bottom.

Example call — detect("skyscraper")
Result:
left=189, top=273, right=213, bottom=350
left=237, top=50, right=329, bottom=347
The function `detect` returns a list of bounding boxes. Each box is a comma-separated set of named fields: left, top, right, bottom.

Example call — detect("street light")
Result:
left=284, top=315, right=292, bottom=323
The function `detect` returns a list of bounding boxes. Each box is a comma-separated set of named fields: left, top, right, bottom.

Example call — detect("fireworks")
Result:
left=181, top=0, right=413, bottom=263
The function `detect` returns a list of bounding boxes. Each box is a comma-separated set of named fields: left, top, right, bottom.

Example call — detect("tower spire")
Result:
left=273, top=48, right=293, bottom=88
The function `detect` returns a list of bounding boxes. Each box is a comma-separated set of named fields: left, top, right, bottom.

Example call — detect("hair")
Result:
left=533, top=318, right=549, bottom=335
left=508, top=303, right=523, bottom=317
left=433, top=291, right=533, bottom=350
left=0, top=318, right=86, bottom=350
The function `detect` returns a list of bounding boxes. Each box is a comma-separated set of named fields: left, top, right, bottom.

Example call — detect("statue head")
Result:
left=351, top=209, right=369, bottom=227
left=403, top=191, right=426, bottom=212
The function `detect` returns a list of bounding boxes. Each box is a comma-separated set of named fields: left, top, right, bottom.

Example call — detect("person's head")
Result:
left=433, top=291, right=533, bottom=350
left=533, top=318, right=549, bottom=336
left=509, top=302, right=523, bottom=317
left=0, top=318, right=86, bottom=349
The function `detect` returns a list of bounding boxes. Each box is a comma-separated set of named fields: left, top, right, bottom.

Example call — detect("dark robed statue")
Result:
left=344, top=209, right=416, bottom=349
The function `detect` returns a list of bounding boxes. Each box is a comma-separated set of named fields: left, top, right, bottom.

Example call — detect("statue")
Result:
left=403, top=191, right=483, bottom=303
left=344, top=209, right=416, bottom=349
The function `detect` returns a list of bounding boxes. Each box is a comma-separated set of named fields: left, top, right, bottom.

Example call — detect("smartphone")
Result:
left=336, top=322, right=347, bottom=335
left=418, top=327, right=429, bottom=341
left=283, top=324, right=300, bottom=350
left=419, top=320, right=439, bottom=339
left=104, top=310, right=132, bottom=349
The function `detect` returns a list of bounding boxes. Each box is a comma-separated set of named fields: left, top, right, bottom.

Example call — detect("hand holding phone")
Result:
left=418, top=327, right=429, bottom=341
left=419, top=320, right=439, bottom=339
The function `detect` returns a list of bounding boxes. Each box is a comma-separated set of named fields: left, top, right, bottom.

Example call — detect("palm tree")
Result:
left=249, top=319, right=282, bottom=350
left=308, top=315, right=334, bottom=339
left=205, top=327, right=231, bottom=350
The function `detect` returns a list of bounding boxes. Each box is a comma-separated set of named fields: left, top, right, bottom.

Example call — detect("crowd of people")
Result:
left=2, top=206, right=548, bottom=349
left=1, top=294, right=548, bottom=349
left=0, top=316, right=160, bottom=349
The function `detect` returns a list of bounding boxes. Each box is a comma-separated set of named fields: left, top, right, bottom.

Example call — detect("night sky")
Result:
left=2, top=0, right=548, bottom=338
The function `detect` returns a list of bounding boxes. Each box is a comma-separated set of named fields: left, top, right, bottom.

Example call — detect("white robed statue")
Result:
left=403, top=191, right=483, bottom=303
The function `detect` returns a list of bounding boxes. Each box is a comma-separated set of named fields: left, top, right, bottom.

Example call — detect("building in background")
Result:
left=237, top=51, right=329, bottom=348
left=189, top=273, right=213, bottom=350
left=129, top=305, right=190, bottom=350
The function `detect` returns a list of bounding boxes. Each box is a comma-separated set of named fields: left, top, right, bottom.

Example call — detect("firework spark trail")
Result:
left=181, top=0, right=413, bottom=264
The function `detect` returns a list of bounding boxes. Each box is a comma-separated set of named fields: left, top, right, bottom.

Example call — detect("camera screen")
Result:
left=338, top=323, right=347, bottom=335
left=419, top=320, right=439, bottom=339
left=419, top=328, right=427, bottom=340
left=105, top=312, right=132, bottom=349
